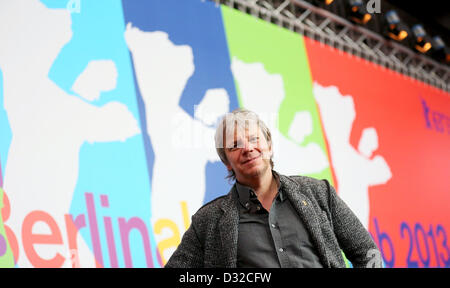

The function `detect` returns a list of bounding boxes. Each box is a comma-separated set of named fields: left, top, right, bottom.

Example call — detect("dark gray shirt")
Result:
left=236, top=172, right=323, bottom=268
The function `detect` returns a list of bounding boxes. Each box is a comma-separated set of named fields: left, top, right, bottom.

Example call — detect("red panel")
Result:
left=305, top=37, right=450, bottom=268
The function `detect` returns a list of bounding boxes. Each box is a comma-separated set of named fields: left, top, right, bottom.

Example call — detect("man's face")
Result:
left=224, top=123, right=272, bottom=182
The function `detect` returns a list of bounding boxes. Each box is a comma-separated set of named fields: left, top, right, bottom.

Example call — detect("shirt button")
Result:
left=279, top=248, right=284, bottom=252
left=271, top=224, right=276, bottom=228
left=256, top=206, right=261, bottom=211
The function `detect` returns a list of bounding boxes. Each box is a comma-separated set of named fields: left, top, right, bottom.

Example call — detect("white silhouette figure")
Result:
left=194, top=88, right=229, bottom=127
left=313, top=82, right=392, bottom=229
left=288, top=111, right=313, bottom=144
left=124, top=24, right=230, bottom=261
left=0, top=0, right=140, bottom=267
left=72, top=60, right=118, bottom=102
left=231, top=58, right=329, bottom=175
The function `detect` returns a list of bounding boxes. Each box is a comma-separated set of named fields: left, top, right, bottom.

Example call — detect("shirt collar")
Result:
left=235, top=170, right=285, bottom=210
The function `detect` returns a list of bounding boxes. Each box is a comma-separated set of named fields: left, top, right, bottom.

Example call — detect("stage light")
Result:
left=312, top=0, right=335, bottom=7
left=431, top=36, right=450, bottom=64
left=412, top=24, right=432, bottom=53
left=347, top=0, right=372, bottom=25
left=384, top=10, right=408, bottom=41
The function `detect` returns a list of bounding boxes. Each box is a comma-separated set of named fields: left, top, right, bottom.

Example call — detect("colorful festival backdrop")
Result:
left=0, top=0, right=449, bottom=268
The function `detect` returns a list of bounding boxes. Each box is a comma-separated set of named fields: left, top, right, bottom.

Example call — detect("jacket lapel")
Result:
left=280, top=175, right=330, bottom=267
left=218, top=186, right=240, bottom=268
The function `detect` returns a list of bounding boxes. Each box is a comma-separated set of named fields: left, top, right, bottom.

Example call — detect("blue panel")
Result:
left=41, top=0, right=157, bottom=268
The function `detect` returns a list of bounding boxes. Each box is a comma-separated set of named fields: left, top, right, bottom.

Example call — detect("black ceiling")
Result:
left=383, top=0, right=450, bottom=44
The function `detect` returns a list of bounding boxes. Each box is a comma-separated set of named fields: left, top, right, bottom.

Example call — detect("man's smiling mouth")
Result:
left=242, top=155, right=260, bottom=164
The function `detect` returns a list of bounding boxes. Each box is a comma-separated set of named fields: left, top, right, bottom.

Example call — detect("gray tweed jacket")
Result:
left=165, top=173, right=381, bottom=268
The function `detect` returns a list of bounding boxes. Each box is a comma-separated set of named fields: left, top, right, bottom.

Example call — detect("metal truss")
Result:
left=211, top=0, right=450, bottom=92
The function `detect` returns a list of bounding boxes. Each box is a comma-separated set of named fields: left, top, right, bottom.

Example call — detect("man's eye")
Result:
left=228, top=143, right=240, bottom=151
left=250, top=137, right=259, bottom=142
